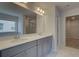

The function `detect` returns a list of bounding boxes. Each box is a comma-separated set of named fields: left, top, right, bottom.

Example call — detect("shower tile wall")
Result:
left=66, top=15, right=79, bottom=49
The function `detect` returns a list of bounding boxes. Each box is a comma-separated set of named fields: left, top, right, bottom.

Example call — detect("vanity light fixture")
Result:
left=36, top=7, right=45, bottom=15
left=37, top=7, right=40, bottom=11
left=42, top=11, right=44, bottom=13
left=40, top=9, right=43, bottom=12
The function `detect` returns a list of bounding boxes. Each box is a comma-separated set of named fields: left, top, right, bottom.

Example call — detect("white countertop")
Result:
left=0, top=33, right=52, bottom=50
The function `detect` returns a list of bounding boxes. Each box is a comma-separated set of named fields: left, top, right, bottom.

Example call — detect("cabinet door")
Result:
left=37, top=38, right=44, bottom=57
left=37, top=45, right=43, bottom=57
left=42, top=37, right=52, bottom=56
left=25, top=46, right=37, bottom=57
left=37, top=36, right=52, bottom=57
left=15, top=51, right=27, bottom=57
left=42, top=38, right=48, bottom=56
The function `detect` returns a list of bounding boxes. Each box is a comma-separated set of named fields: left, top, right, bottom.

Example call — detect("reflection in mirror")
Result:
left=23, top=15, right=36, bottom=34
left=0, top=13, right=18, bottom=37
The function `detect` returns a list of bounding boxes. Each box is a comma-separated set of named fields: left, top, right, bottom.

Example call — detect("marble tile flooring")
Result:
left=47, top=47, right=79, bottom=57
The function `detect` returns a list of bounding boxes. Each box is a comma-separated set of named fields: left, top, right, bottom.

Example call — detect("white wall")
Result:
left=36, top=5, right=58, bottom=52
left=55, top=8, right=62, bottom=49
left=59, top=12, right=66, bottom=48
left=60, top=7, right=79, bottom=48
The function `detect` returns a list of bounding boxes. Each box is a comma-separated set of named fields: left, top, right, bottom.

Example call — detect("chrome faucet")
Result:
left=15, top=32, right=21, bottom=39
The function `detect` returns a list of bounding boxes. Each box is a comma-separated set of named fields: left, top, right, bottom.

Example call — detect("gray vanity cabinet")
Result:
left=0, top=36, right=52, bottom=57
left=0, top=40, right=37, bottom=57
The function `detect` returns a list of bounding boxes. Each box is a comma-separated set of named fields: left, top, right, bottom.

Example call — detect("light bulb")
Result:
left=40, top=9, right=42, bottom=12
left=37, top=7, right=40, bottom=11
left=42, top=11, right=44, bottom=13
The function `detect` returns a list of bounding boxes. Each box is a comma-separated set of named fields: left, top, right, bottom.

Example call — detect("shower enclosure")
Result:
left=66, top=15, right=79, bottom=49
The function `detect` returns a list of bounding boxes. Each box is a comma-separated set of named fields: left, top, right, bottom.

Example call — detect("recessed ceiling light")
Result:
left=71, top=17, right=75, bottom=20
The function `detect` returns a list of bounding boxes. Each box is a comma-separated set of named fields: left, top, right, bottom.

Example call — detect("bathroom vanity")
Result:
left=0, top=35, right=52, bottom=57
left=0, top=9, right=53, bottom=57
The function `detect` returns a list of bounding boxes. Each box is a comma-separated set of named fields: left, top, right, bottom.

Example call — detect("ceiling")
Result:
left=53, top=2, right=79, bottom=11
left=34, top=2, right=79, bottom=11
left=0, top=2, right=37, bottom=18
left=1, top=2, right=79, bottom=16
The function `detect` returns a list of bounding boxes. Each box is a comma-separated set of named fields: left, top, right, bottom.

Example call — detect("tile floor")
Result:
left=47, top=47, right=79, bottom=57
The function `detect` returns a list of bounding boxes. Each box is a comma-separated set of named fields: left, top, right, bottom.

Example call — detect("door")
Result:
left=66, top=15, right=79, bottom=49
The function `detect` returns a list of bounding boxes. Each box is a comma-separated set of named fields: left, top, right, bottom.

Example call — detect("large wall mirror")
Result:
left=0, top=2, right=40, bottom=36
left=0, top=13, right=18, bottom=37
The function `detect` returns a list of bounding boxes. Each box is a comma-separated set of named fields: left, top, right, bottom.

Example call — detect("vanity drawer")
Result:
left=1, top=40, right=37, bottom=57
